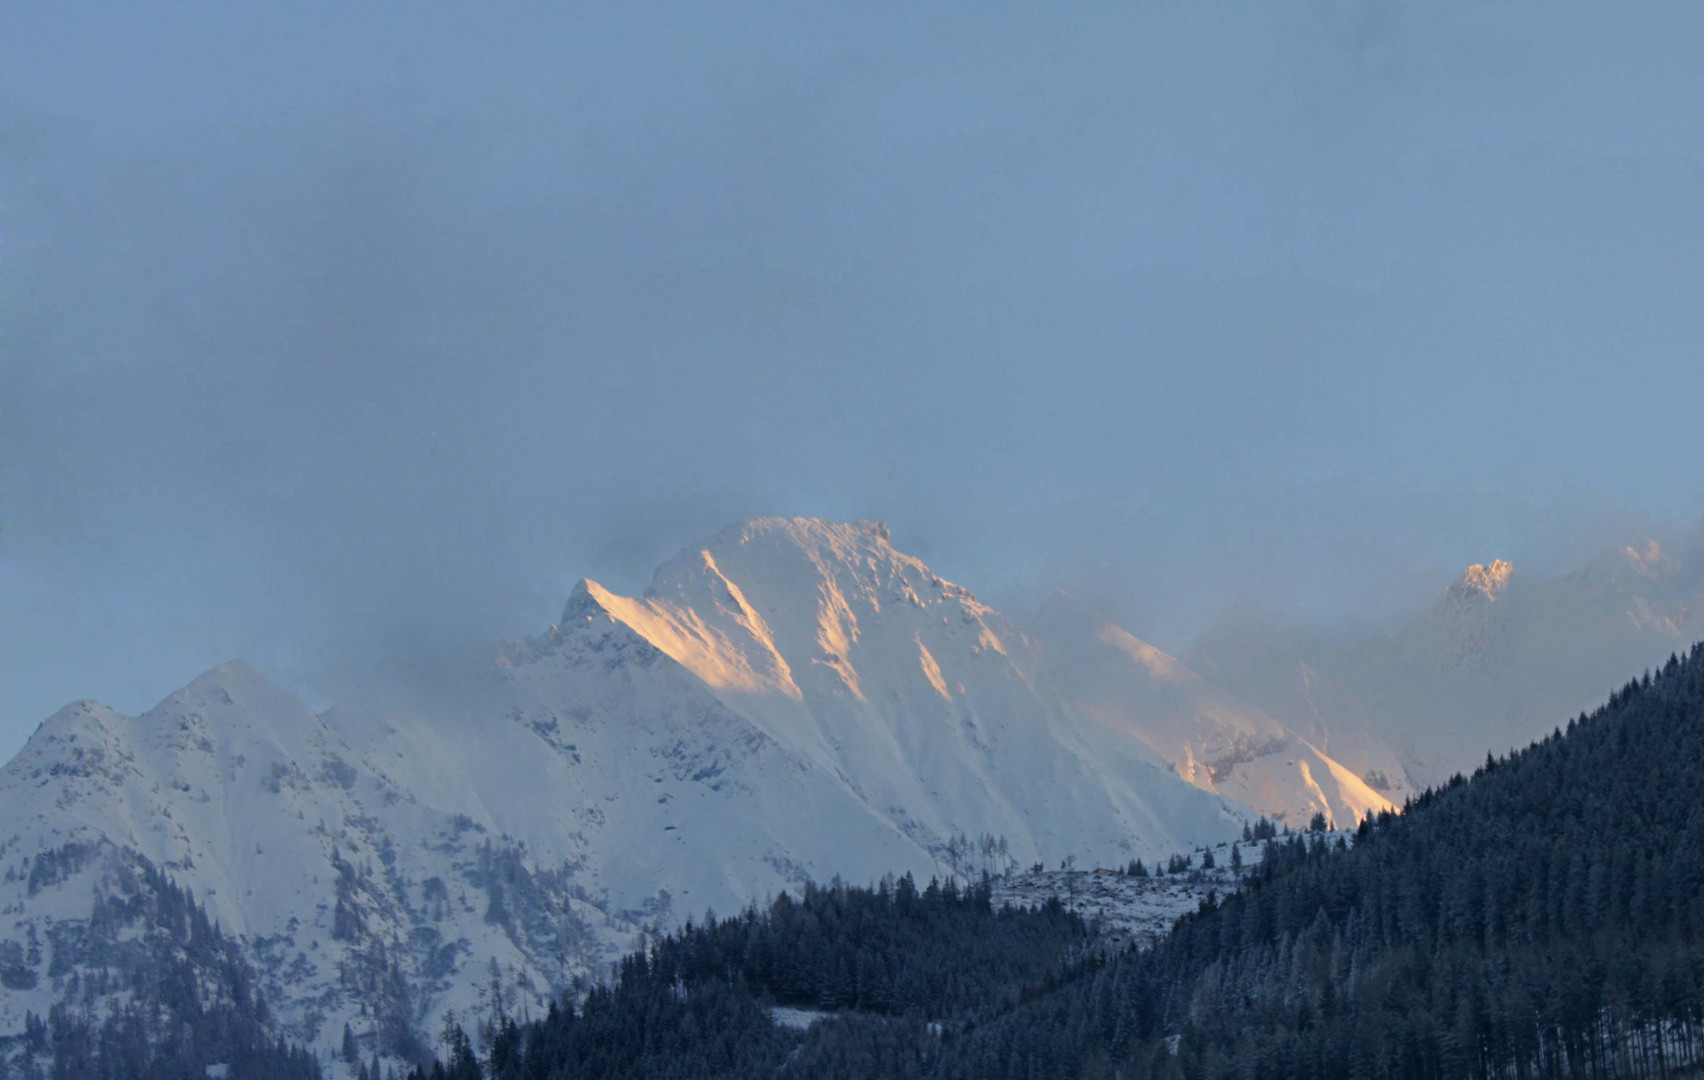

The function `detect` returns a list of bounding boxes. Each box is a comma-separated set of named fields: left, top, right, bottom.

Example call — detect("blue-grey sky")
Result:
left=4, top=2, right=1704, bottom=755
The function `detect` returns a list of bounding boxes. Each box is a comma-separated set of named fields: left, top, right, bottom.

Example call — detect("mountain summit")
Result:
left=555, top=517, right=1382, bottom=834
left=1450, top=559, right=1514, bottom=600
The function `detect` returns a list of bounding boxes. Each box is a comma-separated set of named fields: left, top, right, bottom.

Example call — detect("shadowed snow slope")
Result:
left=1, top=517, right=1261, bottom=1074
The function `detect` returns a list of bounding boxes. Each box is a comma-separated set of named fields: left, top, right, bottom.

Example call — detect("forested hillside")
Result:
left=931, top=642, right=1704, bottom=1079
left=419, top=642, right=1704, bottom=1080
left=449, top=876, right=1095, bottom=1080
left=0, top=852, right=322, bottom=1080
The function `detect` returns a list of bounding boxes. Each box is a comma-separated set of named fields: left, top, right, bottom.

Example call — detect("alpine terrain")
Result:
left=0, top=518, right=1381, bottom=1073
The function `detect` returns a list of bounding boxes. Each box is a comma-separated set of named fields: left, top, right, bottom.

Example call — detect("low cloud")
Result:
left=3, top=2, right=1703, bottom=749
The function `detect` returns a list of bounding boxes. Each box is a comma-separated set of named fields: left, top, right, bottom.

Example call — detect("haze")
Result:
left=4, top=2, right=1703, bottom=756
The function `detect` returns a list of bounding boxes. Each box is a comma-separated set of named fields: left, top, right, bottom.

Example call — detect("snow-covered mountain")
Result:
left=0, top=660, right=645, bottom=1067
left=1190, top=537, right=1704, bottom=800
left=3, top=517, right=1304, bottom=1072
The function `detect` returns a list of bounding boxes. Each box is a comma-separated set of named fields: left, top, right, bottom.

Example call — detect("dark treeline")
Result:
left=2, top=857, right=321, bottom=1080
left=415, top=641, right=1704, bottom=1080
left=642, top=874, right=1093, bottom=1019
left=420, top=875, right=1093, bottom=1080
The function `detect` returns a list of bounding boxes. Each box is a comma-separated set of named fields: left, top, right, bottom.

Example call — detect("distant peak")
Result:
left=148, top=658, right=318, bottom=725
left=1450, top=560, right=1513, bottom=600
left=644, top=518, right=925, bottom=594
left=716, top=516, right=892, bottom=547
left=176, top=659, right=277, bottom=699
left=561, top=578, right=614, bottom=622
left=860, top=520, right=891, bottom=543
left=1619, top=538, right=1675, bottom=579
left=197, top=658, right=267, bottom=683
left=32, top=697, right=124, bottom=734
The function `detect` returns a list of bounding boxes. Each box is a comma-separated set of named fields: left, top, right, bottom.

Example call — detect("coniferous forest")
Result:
left=413, top=643, right=1704, bottom=1080
left=464, top=876, right=1096, bottom=1080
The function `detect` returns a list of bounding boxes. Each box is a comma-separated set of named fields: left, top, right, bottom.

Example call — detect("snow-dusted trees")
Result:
left=942, top=830, right=1017, bottom=880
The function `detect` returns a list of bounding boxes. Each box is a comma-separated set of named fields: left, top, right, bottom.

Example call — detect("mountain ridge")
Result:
left=8, top=516, right=1701, bottom=1074
left=0, top=517, right=1281, bottom=1073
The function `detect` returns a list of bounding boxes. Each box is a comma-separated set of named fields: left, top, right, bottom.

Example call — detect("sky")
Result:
left=3, top=2, right=1704, bottom=755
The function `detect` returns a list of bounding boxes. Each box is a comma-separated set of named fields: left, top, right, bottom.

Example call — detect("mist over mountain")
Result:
left=6, top=6, right=1704, bottom=1076
left=7, top=2, right=1704, bottom=757
left=6, top=518, right=1704, bottom=1077
left=1192, top=533, right=1704, bottom=800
